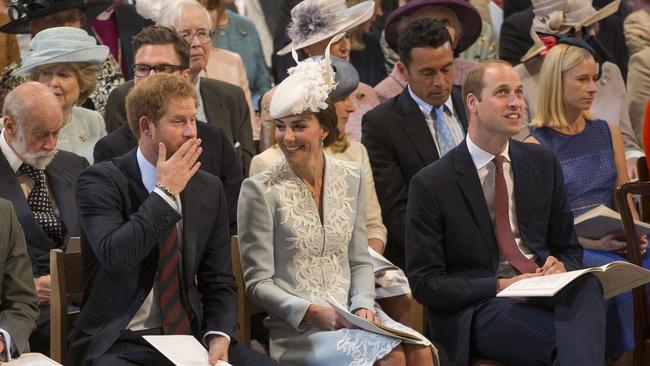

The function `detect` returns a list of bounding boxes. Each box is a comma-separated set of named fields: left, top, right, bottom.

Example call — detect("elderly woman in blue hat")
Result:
left=17, top=27, right=109, bottom=163
left=238, top=44, right=437, bottom=366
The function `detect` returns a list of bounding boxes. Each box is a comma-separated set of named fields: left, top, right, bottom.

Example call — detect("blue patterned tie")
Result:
left=433, top=106, right=456, bottom=156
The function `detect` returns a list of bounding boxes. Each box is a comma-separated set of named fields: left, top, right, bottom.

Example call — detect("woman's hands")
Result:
left=303, top=304, right=380, bottom=331
left=579, top=234, right=648, bottom=255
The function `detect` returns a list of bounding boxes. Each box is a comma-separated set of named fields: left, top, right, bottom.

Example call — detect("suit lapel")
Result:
left=0, top=152, right=56, bottom=251
left=180, top=180, right=199, bottom=287
left=450, top=86, right=468, bottom=133
left=200, top=78, right=235, bottom=142
left=395, top=89, right=439, bottom=166
left=117, top=150, right=149, bottom=205
left=509, top=142, right=532, bottom=243
left=46, top=156, right=77, bottom=244
left=453, top=142, right=495, bottom=252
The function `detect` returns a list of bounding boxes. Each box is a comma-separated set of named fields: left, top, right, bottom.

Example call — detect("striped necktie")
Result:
left=158, top=226, right=191, bottom=334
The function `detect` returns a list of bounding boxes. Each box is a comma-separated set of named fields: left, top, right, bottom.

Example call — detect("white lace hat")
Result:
left=277, top=0, right=375, bottom=56
left=271, top=36, right=359, bottom=119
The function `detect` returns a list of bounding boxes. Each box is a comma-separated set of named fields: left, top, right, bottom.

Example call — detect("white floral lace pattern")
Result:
left=259, top=156, right=360, bottom=303
left=336, top=329, right=399, bottom=366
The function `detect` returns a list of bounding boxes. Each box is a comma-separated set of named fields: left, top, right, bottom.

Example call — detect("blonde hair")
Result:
left=31, top=62, right=99, bottom=104
left=531, top=44, right=596, bottom=129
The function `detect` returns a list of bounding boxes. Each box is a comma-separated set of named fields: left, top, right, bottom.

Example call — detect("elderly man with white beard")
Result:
left=0, top=81, right=89, bottom=355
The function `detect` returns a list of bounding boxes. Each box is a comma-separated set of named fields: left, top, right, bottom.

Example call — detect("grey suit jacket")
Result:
left=0, top=198, right=39, bottom=357
left=103, top=78, right=255, bottom=175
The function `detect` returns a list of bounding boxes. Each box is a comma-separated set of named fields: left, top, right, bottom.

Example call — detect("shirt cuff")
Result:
left=154, top=188, right=180, bottom=213
left=202, top=331, right=231, bottom=348
left=625, top=149, right=645, bottom=160
left=0, top=328, right=13, bottom=362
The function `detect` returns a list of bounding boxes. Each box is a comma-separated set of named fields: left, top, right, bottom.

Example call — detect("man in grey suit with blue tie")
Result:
left=362, top=18, right=468, bottom=269
left=406, top=60, right=607, bottom=365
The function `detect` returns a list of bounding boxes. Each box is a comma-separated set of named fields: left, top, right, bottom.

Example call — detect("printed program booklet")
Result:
left=573, top=204, right=650, bottom=239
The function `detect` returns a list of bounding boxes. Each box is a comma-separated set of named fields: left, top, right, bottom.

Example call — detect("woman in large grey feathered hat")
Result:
left=238, top=43, right=439, bottom=366
left=259, top=0, right=380, bottom=148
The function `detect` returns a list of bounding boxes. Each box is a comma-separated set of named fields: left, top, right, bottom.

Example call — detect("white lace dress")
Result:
left=238, top=155, right=422, bottom=366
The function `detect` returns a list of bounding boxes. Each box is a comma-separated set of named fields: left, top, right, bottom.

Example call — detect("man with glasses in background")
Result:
left=102, top=17, right=255, bottom=176
left=95, top=25, right=243, bottom=234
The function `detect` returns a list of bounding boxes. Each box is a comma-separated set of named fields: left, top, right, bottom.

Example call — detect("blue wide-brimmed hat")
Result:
left=17, top=27, right=109, bottom=76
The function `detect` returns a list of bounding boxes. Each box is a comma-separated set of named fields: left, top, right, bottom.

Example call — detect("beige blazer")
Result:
left=203, top=48, right=259, bottom=140
left=627, top=47, right=650, bottom=149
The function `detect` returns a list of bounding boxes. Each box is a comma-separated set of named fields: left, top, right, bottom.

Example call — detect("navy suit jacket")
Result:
left=0, top=150, right=88, bottom=276
left=93, top=122, right=242, bottom=234
left=361, top=86, right=468, bottom=268
left=405, top=139, right=582, bottom=365
left=67, top=149, right=237, bottom=365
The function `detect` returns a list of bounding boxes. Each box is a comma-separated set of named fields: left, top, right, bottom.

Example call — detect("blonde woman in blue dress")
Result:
left=237, top=45, right=437, bottom=366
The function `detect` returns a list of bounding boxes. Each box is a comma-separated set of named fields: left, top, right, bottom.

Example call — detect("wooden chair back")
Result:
left=637, top=157, right=650, bottom=223
left=617, top=182, right=650, bottom=366
left=231, top=236, right=266, bottom=346
left=49, top=242, right=84, bottom=363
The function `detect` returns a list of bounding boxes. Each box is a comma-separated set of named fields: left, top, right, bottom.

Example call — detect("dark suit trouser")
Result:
left=29, top=305, right=50, bottom=355
left=470, top=274, right=606, bottom=366
left=94, top=333, right=280, bottom=366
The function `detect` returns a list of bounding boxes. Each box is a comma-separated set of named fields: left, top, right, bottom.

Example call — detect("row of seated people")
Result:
left=0, top=1, right=648, bottom=366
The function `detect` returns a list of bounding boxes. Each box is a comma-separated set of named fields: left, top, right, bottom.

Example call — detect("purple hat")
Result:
left=384, top=0, right=482, bottom=53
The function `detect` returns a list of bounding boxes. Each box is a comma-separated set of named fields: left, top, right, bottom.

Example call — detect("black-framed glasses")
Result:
left=177, top=29, right=213, bottom=44
left=132, top=64, right=186, bottom=77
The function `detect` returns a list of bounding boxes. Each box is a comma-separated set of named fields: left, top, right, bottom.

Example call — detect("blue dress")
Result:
left=531, top=119, right=650, bottom=359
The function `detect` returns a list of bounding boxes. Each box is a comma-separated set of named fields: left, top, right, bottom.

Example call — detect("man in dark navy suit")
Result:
left=362, top=18, right=468, bottom=268
left=95, top=26, right=242, bottom=234
left=406, top=60, right=607, bottom=365
left=68, top=73, right=276, bottom=366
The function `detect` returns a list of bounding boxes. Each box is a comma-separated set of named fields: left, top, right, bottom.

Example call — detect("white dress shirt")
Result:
left=466, top=136, right=537, bottom=278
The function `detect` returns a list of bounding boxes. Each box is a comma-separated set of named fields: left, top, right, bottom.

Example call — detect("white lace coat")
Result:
left=238, top=155, right=401, bottom=366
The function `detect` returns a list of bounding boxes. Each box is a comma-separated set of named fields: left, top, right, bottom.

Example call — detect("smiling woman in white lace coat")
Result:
left=237, top=41, right=437, bottom=366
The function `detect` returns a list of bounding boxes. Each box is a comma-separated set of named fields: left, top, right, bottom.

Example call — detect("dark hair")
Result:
left=315, top=101, right=339, bottom=147
left=131, top=25, right=190, bottom=68
left=398, top=18, right=452, bottom=67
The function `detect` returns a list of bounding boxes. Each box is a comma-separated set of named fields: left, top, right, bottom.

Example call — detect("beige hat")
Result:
left=521, top=0, right=620, bottom=62
left=278, top=0, right=375, bottom=56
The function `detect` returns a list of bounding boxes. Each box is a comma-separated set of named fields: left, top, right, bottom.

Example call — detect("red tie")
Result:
left=158, top=226, right=191, bottom=334
left=493, top=156, right=538, bottom=274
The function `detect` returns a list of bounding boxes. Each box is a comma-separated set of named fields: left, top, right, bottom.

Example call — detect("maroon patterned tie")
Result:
left=493, top=156, right=538, bottom=274
left=158, top=226, right=191, bottom=334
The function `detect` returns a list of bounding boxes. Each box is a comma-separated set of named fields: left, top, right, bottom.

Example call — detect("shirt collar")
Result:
left=136, top=147, right=157, bottom=193
left=0, top=128, right=27, bottom=173
left=466, top=134, right=511, bottom=170
left=407, top=85, right=453, bottom=117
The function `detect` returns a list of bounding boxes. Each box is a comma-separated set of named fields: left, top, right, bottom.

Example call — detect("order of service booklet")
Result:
left=497, top=261, right=650, bottom=299
left=326, top=299, right=430, bottom=345
left=573, top=204, right=650, bottom=239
